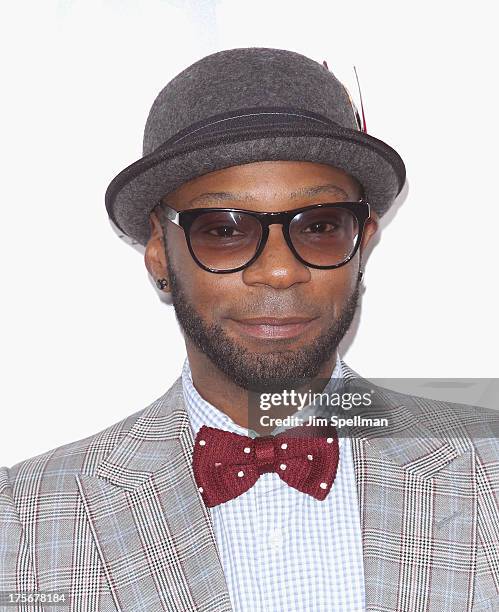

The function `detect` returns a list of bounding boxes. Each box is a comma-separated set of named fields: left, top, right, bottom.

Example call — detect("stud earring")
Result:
left=156, top=278, right=169, bottom=290
left=359, top=269, right=364, bottom=282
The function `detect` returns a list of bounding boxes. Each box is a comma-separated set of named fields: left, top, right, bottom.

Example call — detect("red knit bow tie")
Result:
left=192, top=424, right=340, bottom=507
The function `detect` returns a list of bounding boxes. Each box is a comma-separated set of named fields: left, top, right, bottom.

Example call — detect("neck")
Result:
left=185, top=339, right=339, bottom=435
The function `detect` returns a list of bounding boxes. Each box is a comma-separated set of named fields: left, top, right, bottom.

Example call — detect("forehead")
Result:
left=162, top=161, right=363, bottom=211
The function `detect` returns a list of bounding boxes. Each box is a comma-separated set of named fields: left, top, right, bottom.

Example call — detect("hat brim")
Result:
left=105, top=118, right=406, bottom=246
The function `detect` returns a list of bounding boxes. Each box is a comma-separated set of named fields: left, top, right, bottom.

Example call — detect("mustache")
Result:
left=223, top=295, right=323, bottom=319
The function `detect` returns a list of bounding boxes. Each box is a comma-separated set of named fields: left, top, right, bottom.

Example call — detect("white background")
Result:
left=1, top=0, right=497, bottom=466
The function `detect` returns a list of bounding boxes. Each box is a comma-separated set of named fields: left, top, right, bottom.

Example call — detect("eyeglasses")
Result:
left=156, top=199, right=370, bottom=274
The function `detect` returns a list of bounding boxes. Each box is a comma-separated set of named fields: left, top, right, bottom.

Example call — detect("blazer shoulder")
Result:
left=370, top=382, right=499, bottom=456
left=0, top=407, right=146, bottom=569
left=2, top=406, right=143, bottom=495
left=341, top=361, right=499, bottom=439
left=1, top=378, right=185, bottom=571
left=0, top=381, right=183, bottom=501
left=1, top=375, right=184, bottom=498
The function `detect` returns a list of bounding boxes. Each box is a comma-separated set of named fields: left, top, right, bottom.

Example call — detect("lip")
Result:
left=229, top=316, right=319, bottom=339
left=235, top=317, right=314, bottom=325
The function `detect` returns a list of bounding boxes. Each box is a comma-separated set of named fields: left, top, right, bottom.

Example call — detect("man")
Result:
left=1, top=48, right=498, bottom=612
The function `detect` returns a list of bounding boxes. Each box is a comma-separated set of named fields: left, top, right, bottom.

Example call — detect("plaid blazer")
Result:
left=1, top=361, right=498, bottom=612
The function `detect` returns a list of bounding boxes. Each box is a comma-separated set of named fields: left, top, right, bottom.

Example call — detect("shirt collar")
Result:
left=182, top=353, right=345, bottom=442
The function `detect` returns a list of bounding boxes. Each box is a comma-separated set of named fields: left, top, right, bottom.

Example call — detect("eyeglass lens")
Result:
left=188, top=207, right=360, bottom=271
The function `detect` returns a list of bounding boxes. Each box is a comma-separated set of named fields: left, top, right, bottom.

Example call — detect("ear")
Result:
left=144, top=210, right=170, bottom=292
left=359, top=212, right=379, bottom=254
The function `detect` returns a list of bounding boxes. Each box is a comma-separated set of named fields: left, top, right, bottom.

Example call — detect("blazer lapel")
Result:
left=76, top=379, right=232, bottom=612
left=341, top=361, right=477, bottom=611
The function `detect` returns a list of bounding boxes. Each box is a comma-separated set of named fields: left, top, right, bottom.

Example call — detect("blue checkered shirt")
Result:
left=182, top=355, right=365, bottom=612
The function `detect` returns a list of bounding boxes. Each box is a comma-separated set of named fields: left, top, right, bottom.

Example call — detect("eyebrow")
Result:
left=184, top=184, right=351, bottom=207
left=290, top=184, right=350, bottom=199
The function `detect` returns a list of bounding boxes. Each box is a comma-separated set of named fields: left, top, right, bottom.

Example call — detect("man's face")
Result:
left=146, top=161, right=378, bottom=392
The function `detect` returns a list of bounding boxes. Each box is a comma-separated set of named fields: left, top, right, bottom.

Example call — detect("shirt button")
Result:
left=270, top=528, right=282, bottom=551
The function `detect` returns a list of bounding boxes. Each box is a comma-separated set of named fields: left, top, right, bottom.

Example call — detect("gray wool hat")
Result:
left=105, top=47, right=406, bottom=247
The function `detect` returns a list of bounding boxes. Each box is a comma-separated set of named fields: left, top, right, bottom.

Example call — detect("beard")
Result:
left=167, top=258, right=361, bottom=393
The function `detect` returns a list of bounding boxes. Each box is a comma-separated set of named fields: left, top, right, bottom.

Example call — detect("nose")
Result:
left=241, top=224, right=311, bottom=289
